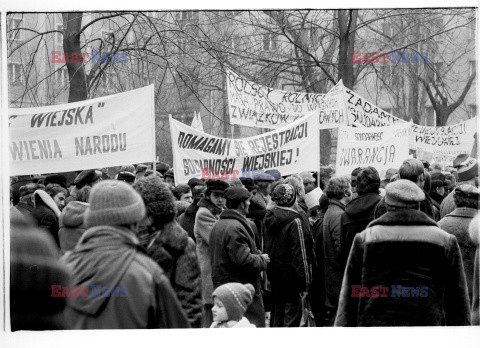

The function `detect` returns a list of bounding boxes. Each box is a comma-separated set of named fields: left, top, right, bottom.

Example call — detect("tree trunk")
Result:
left=62, top=13, right=88, bottom=102
left=337, top=10, right=358, bottom=89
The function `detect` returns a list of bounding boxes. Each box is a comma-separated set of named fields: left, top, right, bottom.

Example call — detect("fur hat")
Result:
left=19, top=183, right=42, bottom=197
left=155, top=162, right=170, bottom=175
left=385, top=179, right=425, bottom=208
left=132, top=176, right=177, bottom=225
left=205, top=180, right=230, bottom=194
left=385, top=168, right=399, bottom=181
left=212, top=283, right=255, bottom=322
left=430, top=172, right=446, bottom=189
left=84, top=180, right=146, bottom=228
left=120, top=165, right=136, bottom=174
left=187, top=178, right=205, bottom=190
left=271, top=184, right=296, bottom=207
left=74, top=170, right=101, bottom=189
left=453, top=154, right=478, bottom=182
left=117, top=171, right=136, bottom=184
left=44, top=174, right=67, bottom=189
left=135, top=164, right=149, bottom=174
left=164, top=169, right=174, bottom=179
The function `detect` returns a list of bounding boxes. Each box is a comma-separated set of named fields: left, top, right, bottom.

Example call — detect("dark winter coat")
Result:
left=31, top=192, right=61, bottom=247
left=61, top=225, right=190, bottom=329
left=58, top=201, right=88, bottom=254
left=438, top=207, right=478, bottom=304
left=15, top=199, right=34, bottom=217
left=210, top=209, right=268, bottom=327
left=10, top=208, right=70, bottom=330
left=429, top=190, right=445, bottom=207
left=194, top=197, right=222, bottom=305
left=340, top=193, right=382, bottom=268
left=247, top=192, right=269, bottom=249
left=210, top=209, right=268, bottom=288
left=322, top=199, right=346, bottom=309
left=335, top=209, right=471, bottom=326
left=178, top=202, right=199, bottom=241
left=147, top=221, right=203, bottom=328
left=469, top=214, right=479, bottom=325
left=264, top=206, right=314, bottom=299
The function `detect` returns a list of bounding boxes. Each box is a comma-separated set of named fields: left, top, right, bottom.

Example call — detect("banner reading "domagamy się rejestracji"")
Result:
left=8, top=85, right=156, bottom=176
left=169, top=112, right=320, bottom=184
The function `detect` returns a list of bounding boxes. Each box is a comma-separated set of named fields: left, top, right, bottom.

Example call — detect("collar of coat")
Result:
left=368, top=208, right=438, bottom=228
left=445, top=207, right=478, bottom=219
left=219, top=209, right=254, bottom=234
left=148, top=221, right=188, bottom=252
left=198, top=197, right=222, bottom=216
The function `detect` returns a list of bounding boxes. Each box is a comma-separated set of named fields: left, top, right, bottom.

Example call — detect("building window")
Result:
left=469, top=104, right=477, bottom=119
left=263, top=33, right=277, bottom=51
left=57, top=68, right=68, bottom=86
left=469, top=60, right=476, bottom=78
left=7, top=17, right=23, bottom=42
left=226, top=36, right=242, bottom=53
left=8, top=62, right=23, bottom=84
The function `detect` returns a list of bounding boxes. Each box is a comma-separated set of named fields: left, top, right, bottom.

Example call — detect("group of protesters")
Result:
left=9, top=152, right=480, bottom=329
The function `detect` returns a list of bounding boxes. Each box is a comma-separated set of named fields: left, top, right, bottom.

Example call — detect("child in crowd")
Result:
left=210, top=283, right=256, bottom=328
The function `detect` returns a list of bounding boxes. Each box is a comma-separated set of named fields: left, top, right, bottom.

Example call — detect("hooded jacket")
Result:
left=60, top=225, right=190, bottom=329
left=31, top=190, right=61, bottom=247
left=438, top=207, right=478, bottom=305
left=340, top=193, right=382, bottom=267
left=194, top=197, right=222, bottom=305
left=335, top=209, right=471, bottom=326
left=264, top=206, right=314, bottom=298
left=147, top=220, right=203, bottom=328
left=58, top=201, right=88, bottom=254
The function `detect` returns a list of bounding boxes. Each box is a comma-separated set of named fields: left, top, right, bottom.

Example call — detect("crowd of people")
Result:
left=9, top=154, right=480, bottom=329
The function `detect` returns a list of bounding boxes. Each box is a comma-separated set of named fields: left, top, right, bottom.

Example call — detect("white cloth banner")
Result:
left=410, top=117, right=477, bottom=164
left=9, top=85, right=156, bottom=176
left=336, top=123, right=411, bottom=178
left=345, top=87, right=405, bottom=127
left=169, top=112, right=320, bottom=183
left=227, top=69, right=326, bottom=129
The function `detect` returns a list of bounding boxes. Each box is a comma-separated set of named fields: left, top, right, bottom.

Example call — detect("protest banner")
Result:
left=169, top=111, right=320, bottom=183
left=9, top=85, right=156, bottom=176
left=227, top=69, right=325, bottom=129
left=345, top=87, right=405, bottom=127
left=335, top=123, right=411, bottom=178
left=410, top=117, right=477, bottom=164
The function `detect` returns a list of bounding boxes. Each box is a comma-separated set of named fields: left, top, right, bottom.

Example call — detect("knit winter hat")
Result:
left=271, top=183, right=296, bottom=207
left=453, top=154, right=478, bottom=182
left=212, top=283, right=255, bottom=321
left=132, top=176, right=177, bottom=225
left=385, top=179, right=425, bottom=208
left=84, top=180, right=146, bottom=228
